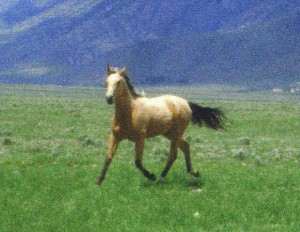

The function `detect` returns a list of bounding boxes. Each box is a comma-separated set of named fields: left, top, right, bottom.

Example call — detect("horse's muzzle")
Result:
left=106, top=95, right=114, bottom=104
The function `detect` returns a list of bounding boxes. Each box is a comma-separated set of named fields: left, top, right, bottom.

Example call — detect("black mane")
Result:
left=123, top=74, right=142, bottom=98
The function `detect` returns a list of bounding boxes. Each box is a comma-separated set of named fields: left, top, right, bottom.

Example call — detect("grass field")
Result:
left=0, top=84, right=299, bottom=231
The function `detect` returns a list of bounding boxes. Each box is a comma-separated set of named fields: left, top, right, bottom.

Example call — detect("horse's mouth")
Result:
left=106, top=96, right=114, bottom=104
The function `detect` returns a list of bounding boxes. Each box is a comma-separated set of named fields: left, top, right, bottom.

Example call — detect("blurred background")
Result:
left=0, top=0, right=299, bottom=90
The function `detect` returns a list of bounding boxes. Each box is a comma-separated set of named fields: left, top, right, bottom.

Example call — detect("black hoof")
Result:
left=96, top=180, right=102, bottom=186
left=96, top=176, right=105, bottom=186
left=191, top=170, right=200, bottom=178
left=148, top=173, right=157, bottom=181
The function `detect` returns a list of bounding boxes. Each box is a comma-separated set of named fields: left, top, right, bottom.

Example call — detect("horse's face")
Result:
left=105, top=66, right=128, bottom=104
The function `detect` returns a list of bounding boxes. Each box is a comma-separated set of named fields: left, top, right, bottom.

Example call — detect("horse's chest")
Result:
left=112, top=119, right=140, bottom=140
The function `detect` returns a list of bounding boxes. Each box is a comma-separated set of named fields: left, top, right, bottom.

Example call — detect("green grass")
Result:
left=0, top=84, right=299, bottom=231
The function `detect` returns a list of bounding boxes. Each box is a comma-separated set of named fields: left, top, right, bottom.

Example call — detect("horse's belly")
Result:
left=146, top=115, right=173, bottom=137
left=146, top=125, right=171, bottom=138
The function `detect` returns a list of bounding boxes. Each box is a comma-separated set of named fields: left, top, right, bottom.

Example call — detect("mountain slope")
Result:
left=0, top=0, right=299, bottom=88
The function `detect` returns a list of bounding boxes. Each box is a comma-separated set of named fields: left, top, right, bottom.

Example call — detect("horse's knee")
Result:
left=179, top=139, right=190, bottom=152
left=170, top=153, right=177, bottom=162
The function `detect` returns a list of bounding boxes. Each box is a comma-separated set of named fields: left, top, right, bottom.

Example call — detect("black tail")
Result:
left=189, top=102, right=225, bottom=130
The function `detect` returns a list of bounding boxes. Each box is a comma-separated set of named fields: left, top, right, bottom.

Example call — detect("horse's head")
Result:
left=105, top=65, right=128, bottom=104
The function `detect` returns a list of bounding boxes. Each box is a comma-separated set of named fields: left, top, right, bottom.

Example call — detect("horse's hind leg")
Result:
left=159, top=140, right=178, bottom=181
left=135, top=139, right=156, bottom=181
left=179, top=139, right=199, bottom=178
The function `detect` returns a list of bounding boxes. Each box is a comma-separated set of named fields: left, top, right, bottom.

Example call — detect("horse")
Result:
left=97, top=65, right=225, bottom=185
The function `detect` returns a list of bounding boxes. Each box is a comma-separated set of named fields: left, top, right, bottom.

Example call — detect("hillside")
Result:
left=0, top=0, right=299, bottom=88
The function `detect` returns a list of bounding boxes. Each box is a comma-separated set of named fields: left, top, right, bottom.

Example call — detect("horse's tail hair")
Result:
left=189, top=102, right=225, bottom=130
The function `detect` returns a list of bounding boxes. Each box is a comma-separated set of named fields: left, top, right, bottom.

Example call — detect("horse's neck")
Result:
left=114, top=90, right=134, bottom=125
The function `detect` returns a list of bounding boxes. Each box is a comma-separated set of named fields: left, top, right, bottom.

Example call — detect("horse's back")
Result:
left=134, top=95, right=191, bottom=138
left=137, top=95, right=191, bottom=117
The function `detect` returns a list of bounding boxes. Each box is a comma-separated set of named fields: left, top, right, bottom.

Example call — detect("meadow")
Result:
left=0, top=84, right=299, bottom=231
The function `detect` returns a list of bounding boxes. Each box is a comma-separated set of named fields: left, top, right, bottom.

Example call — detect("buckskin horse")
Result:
left=97, top=65, right=225, bottom=185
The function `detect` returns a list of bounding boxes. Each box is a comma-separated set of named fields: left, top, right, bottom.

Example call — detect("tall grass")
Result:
left=0, top=84, right=299, bottom=231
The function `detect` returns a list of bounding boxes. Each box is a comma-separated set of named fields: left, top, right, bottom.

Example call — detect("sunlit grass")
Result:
left=0, top=85, right=299, bottom=231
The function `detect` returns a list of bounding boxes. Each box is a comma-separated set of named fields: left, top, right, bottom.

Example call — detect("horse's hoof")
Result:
left=148, top=173, right=157, bottom=181
left=96, top=178, right=103, bottom=186
left=192, top=170, right=200, bottom=178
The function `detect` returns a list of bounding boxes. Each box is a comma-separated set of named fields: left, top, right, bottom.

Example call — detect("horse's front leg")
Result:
left=135, top=138, right=156, bottom=181
left=97, top=133, right=120, bottom=185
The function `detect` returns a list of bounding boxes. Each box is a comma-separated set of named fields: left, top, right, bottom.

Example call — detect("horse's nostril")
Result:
left=106, top=96, right=114, bottom=104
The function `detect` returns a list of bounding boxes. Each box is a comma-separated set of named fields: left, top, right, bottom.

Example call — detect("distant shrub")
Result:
left=30, top=144, right=42, bottom=153
left=254, top=156, right=264, bottom=166
left=194, top=136, right=204, bottom=143
left=152, top=147, right=168, bottom=157
left=238, top=137, right=251, bottom=145
left=78, top=135, right=95, bottom=146
left=186, top=135, right=193, bottom=143
left=83, top=138, right=95, bottom=146
left=0, top=130, right=13, bottom=137
left=233, top=150, right=247, bottom=160
left=3, top=138, right=13, bottom=145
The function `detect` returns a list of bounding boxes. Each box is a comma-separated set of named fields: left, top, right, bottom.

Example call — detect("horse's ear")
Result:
left=118, top=67, right=128, bottom=76
left=107, top=65, right=114, bottom=74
